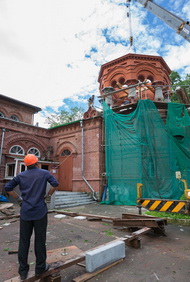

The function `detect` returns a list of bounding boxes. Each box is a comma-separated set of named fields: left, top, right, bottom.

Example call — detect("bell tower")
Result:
left=98, top=53, right=171, bottom=107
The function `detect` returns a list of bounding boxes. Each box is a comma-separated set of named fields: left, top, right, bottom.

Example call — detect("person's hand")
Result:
left=44, top=194, right=51, bottom=204
left=16, top=196, right=23, bottom=206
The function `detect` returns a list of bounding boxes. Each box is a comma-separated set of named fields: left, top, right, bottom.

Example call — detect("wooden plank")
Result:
left=1, top=208, right=15, bottom=216
left=113, top=219, right=161, bottom=228
left=8, top=250, right=18, bottom=255
left=0, top=214, right=20, bottom=220
left=0, top=203, right=13, bottom=211
left=5, top=246, right=85, bottom=282
left=75, top=213, right=118, bottom=221
left=53, top=211, right=78, bottom=217
left=77, top=263, right=86, bottom=268
left=122, top=213, right=168, bottom=220
left=4, top=256, right=85, bottom=282
left=54, top=210, right=118, bottom=221
left=132, top=227, right=151, bottom=236
left=47, top=246, right=83, bottom=263
left=72, top=258, right=124, bottom=282
left=86, top=217, right=102, bottom=221
left=122, top=213, right=162, bottom=219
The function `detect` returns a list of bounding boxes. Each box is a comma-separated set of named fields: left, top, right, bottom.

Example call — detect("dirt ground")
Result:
left=0, top=203, right=190, bottom=282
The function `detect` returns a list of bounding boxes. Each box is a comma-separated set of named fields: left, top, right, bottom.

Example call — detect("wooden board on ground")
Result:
left=0, top=203, right=13, bottom=211
left=46, top=245, right=84, bottom=263
left=72, top=258, right=124, bottom=282
left=4, top=245, right=85, bottom=282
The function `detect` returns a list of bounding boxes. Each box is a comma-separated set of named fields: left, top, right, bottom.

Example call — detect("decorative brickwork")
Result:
left=98, top=53, right=171, bottom=106
left=0, top=96, right=104, bottom=198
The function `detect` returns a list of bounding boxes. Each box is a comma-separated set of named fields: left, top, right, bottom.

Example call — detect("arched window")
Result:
left=28, top=147, right=40, bottom=157
left=138, top=75, right=145, bottom=82
left=147, top=75, right=154, bottom=82
left=10, top=115, right=19, bottom=121
left=0, top=112, right=5, bottom=118
left=9, top=145, right=24, bottom=155
left=61, top=149, right=71, bottom=156
left=118, top=77, right=125, bottom=85
left=111, top=80, right=117, bottom=88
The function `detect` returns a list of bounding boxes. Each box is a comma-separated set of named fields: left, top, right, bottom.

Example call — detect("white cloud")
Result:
left=163, top=42, right=190, bottom=71
left=0, top=0, right=189, bottom=128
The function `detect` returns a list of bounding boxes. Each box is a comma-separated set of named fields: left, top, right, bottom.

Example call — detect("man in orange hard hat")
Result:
left=4, top=154, right=59, bottom=280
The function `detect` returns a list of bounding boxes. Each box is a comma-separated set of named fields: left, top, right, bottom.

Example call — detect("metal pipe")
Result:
left=98, top=81, right=145, bottom=98
left=0, top=128, right=6, bottom=165
left=14, top=158, right=19, bottom=177
left=98, top=81, right=172, bottom=99
left=80, top=121, right=97, bottom=201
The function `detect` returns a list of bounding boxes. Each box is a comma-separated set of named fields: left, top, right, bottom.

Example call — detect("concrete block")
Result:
left=85, top=239, right=125, bottom=273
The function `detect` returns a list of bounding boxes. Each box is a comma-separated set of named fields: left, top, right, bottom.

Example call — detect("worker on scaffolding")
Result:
left=4, top=154, right=59, bottom=280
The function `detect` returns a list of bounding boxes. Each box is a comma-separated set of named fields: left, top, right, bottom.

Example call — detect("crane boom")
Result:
left=135, top=0, right=190, bottom=42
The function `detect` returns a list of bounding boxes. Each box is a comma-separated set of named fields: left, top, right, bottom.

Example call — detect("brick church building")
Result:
left=0, top=53, right=172, bottom=200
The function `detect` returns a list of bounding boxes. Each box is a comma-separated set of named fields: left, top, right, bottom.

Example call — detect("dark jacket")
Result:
left=4, top=167, right=59, bottom=220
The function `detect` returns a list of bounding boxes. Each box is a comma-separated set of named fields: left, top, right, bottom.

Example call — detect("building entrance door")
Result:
left=59, top=149, right=73, bottom=191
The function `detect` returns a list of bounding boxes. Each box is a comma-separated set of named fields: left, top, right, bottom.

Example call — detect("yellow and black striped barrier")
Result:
left=136, top=182, right=190, bottom=215
left=137, top=198, right=188, bottom=214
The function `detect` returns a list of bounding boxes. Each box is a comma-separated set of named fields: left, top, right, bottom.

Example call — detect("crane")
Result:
left=135, top=0, right=190, bottom=42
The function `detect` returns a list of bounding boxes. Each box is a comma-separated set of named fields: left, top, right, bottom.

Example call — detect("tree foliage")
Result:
left=46, top=107, right=85, bottom=128
left=170, top=71, right=190, bottom=102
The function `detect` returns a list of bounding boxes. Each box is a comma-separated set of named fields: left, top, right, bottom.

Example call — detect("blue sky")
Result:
left=0, top=0, right=189, bottom=127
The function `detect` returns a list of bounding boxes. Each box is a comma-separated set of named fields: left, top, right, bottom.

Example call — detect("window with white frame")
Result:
left=5, top=162, right=26, bottom=178
left=10, top=115, right=19, bottom=121
left=9, top=145, right=24, bottom=155
left=27, top=147, right=40, bottom=157
left=5, top=163, right=16, bottom=178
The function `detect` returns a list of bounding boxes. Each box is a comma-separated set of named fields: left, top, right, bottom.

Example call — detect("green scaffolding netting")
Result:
left=102, top=99, right=190, bottom=206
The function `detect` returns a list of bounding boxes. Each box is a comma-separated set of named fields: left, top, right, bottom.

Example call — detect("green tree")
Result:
left=46, top=107, right=85, bottom=128
left=170, top=71, right=181, bottom=84
left=170, top=71, right=190, bottom=102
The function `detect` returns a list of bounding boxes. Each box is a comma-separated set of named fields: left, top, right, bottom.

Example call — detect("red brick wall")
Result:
left=0, top=109, right=104, bottom=199
left=0, top=99, right=37, bottom=124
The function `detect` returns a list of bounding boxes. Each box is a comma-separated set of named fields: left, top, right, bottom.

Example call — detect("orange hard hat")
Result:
left=24, top=154, right=38, bottom=166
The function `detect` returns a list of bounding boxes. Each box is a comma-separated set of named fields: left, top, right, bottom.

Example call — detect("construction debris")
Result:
left=4, top=246, right=85, bottom=282
left=54, top=210, right=167, bottom=235
left=3, top=209, right=168, bottom=281
left=0, top=203, right=15, bottom=216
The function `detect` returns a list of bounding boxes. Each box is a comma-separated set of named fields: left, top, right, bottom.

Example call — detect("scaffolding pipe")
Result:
left=0, top=128, right=5, bottom=165
left=98, top=81, right=146, bottom=98
left=80, top=121, right=97, bottom=201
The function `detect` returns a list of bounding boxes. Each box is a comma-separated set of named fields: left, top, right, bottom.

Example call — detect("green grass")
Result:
left=103, top=229, right=114, bottom=236
left=144, top=211, right=190, bottom=219
left=3, top=248, right=10, bottom=251
left=180, top=194, right=186, bottom=200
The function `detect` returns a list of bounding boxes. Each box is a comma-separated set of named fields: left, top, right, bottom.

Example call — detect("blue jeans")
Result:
left=18, top=213, right=47, bottom=276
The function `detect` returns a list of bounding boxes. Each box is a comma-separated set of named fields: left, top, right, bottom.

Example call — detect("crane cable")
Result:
left=126, top=0, right=133, bottom=47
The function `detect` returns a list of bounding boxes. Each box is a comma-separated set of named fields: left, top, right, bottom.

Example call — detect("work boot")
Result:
left=35, top=263, right=50, bottom=276
left=20, top=273, right=28, bottom=281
